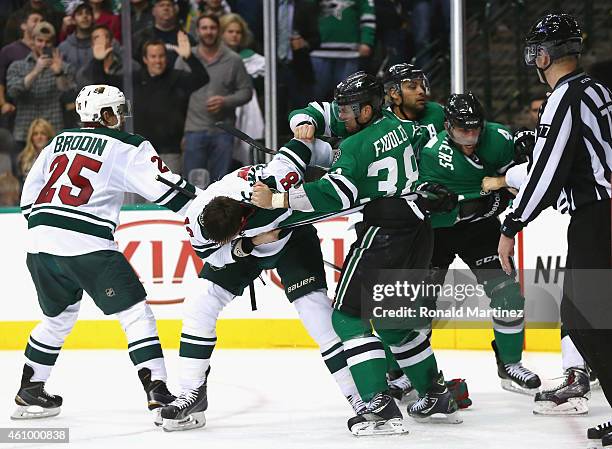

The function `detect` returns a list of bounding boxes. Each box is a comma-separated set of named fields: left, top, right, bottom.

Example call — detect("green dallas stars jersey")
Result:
left=288, top=100, right=444, bottom=156
left=417, top=122, right=515, bottom=228
left=310, top=0, right=376, bottom=59
left=292, top=112, right=420, bottom=214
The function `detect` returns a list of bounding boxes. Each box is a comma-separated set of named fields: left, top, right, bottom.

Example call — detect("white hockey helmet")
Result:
left=75, top=84, right=131, bottom=129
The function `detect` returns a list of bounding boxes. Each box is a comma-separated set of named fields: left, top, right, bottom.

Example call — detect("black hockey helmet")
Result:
left=524, top=13, right=582, bottom=66
left=444, top=92, right=484, bottom=146
left=334, top=71, right=384, bottom=120
left=444, top=92, right=484, bottom=129
left=383, top=63, right=430, bottom=95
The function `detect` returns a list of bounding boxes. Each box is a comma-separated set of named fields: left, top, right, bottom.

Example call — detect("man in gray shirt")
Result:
left=175, top=13, right=252, bottom=181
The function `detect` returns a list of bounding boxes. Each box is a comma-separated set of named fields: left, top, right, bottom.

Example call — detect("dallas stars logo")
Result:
left=321, top=0, right=353, bottom=20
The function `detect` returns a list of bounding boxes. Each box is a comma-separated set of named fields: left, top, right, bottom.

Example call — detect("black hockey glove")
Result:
left=416, top=182, right=459, bottom=214
left=458, top=189, right=514, bottom=223
left=513, top=128, right=536, bottom=164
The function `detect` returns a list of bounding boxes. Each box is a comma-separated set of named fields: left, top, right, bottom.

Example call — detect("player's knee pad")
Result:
left=331, top=309, right=373, bottom=342
left=182, top=279, right=234, bottom=337
left=116, top=299, right=158, bottom=338
left=293, top=289, right=337, bottom=348
left=32, top=302, right=81, bottom=346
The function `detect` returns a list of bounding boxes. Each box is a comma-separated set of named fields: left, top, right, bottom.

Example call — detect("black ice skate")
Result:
left=138, top=368, right=176, bottom=426
left=160, top=382, right=208, bottom=432
left=387, top=370, right=418, bottom=404
left=11, top=364, right=62, bottom=420
left=492, top=341, right=541, bottom=395
left=347, top=392, right=408, bottom=436
left=408, top=371, right=462, bottom=424
left=601, top=430, right=612, bottom=447
left=533, top=367, right=590, bottom=415
left=587, top=420, right=612, bottom=441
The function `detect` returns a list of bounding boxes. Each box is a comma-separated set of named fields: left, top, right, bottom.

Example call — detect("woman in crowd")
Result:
left=17, top=118, right=55, bottom=181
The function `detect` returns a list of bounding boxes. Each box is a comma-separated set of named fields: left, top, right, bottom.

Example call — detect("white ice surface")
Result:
left=0, top=349, right=610, bottom=449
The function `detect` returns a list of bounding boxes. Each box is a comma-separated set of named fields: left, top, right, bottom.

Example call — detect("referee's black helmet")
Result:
left=524, top=13, right=582, bottom=66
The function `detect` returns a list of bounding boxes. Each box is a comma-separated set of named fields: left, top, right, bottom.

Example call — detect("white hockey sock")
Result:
left=178, top=279, right=234, bottom=393
left=294, top=289, right=360, bottom=399
left=116, top=300, right=167, bottom=382
left=561, top=334, right=585, bottom=371
left=26, top=302, right=81, bottom=382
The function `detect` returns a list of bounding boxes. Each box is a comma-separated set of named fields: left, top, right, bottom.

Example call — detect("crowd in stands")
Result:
left=0, top=0, right=458, bottom=207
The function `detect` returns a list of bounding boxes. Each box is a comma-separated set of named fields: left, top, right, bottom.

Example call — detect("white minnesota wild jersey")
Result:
left=21, top=127, right=197, bottom=256
left=185, top=138, right=340, bottom=267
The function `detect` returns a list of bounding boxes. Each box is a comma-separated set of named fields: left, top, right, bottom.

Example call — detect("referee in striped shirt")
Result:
left=498, top=13, right=612, bottom=440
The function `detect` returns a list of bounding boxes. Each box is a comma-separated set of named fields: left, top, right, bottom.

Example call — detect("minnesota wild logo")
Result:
left=320, top=0, right=353, bottom=20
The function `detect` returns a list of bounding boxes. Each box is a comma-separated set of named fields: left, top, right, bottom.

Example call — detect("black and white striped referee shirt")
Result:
left=501, top=69, right=612, bottom=237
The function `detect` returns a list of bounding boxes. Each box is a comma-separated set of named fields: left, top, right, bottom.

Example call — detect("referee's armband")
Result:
left=500, top=215, right=524, bottom=238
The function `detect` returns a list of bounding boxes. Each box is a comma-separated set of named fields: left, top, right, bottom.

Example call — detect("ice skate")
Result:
left=138, top=368, right=176, bottom=426
left=588, top=420, right=612, bottom=440
left=11, top=364, right=62, bottom=420
left=533, top=367, right=590, bottom=416
left=492, top=341, right=541, bottom=395
left=387, top=371, right=418, bottom=404
left=347, top=392, right=408, bottom=436
left=160, top=382, right=208, bottom=432
left=601, top=430, right=612, bottom=447
left=408, top=371, right=462, bottom=424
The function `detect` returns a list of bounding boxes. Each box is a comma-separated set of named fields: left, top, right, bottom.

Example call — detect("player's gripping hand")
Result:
left=252, top=181, right=274, bottom=209
left=513, top=128, right=536, bottom=164
left=416, top=182, right=458, bottom=213
left=482, top=176, right=507, bottom=193
left=294, top=123, right=315, bottom=141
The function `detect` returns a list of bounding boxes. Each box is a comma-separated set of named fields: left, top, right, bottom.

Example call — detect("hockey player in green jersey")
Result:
left=253, top=72, right=462, bottom=435
left=290, top=65, right=459, bottom=404
left=418, top=92, right=542, bottom=395
left=289, top=63, right=444, bottom=159
left=382, top=63, right=445, bottom=158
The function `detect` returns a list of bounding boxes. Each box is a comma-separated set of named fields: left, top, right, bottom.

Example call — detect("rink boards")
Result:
left=0, top=206, right=569, bottom=352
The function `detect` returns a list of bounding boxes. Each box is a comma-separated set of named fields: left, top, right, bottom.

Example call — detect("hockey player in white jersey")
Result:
left=159, top=138, right=365, bottom=431
left=12, top=85, right=198, bottom=422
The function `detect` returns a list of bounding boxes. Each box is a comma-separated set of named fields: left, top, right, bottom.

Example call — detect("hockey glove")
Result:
left=513, top=128, right=536, bottom=164
left=416, top=182, right=459, bottom=214
left=458, top=189, right=514, bottom=223
left=446, top=378, right=472, bottom=409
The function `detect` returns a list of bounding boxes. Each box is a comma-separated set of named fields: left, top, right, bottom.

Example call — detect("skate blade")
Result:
left=351, top=418, right=408, bottom=436
left=162, top=411, right=206, bottom=432
left=153, top=408, right=163, bottom=427
left=501, top=379, right=540, bottom=396
left=410, top=411, right=463, bottom=424
left=11, top=405, right=61, bottom=420
left=533, top=397, right=589, bottom=416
